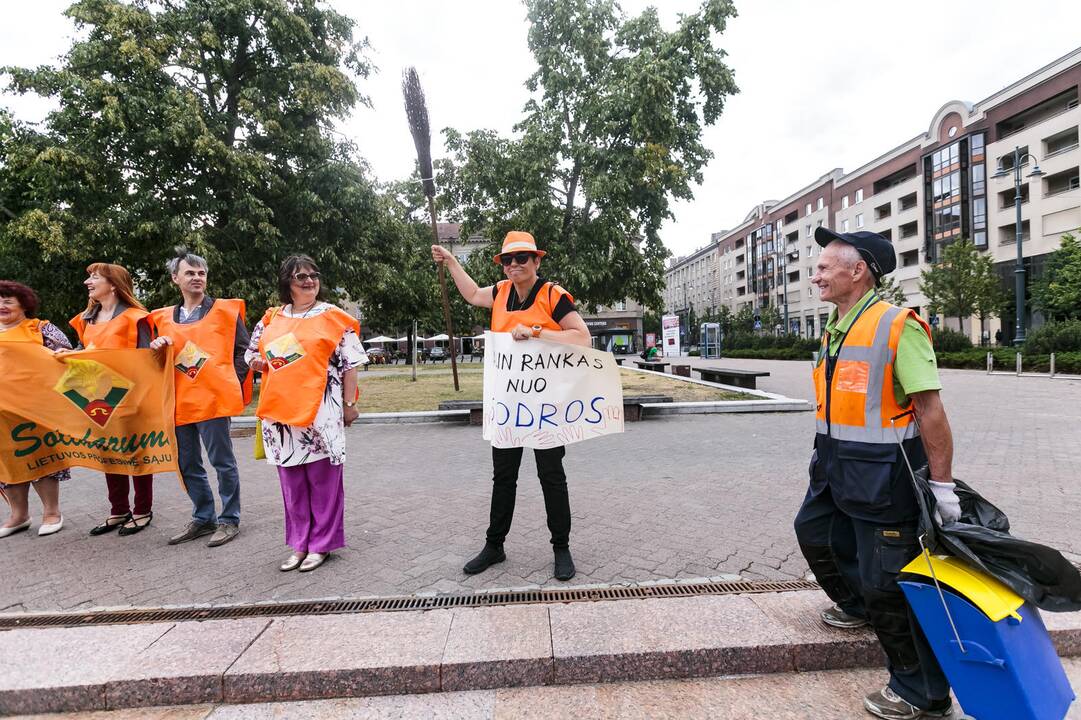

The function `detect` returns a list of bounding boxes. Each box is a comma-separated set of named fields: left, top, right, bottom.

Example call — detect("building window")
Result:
left=855, top=213, right=864, bottom=229
left=841, top=195, right=849, bottom=209
left=806, top=223, right=812, bottom=237
left=841, top=219, right=849, bottom=232
left=817, top=197, right=824, bottom=210
left=806, top=203, right=812, bottom=216
left=614, top=300, right=626, bottom=311
left=855, top=188, right=864, bottom=203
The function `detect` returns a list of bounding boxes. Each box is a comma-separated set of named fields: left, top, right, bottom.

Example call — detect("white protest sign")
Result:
left=482, top=331, right=624, bottom=449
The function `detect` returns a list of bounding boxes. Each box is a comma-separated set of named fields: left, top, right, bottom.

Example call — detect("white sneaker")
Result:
left=38, top=516, right=64, bottom=536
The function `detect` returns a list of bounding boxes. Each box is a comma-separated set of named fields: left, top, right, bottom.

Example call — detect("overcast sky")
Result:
left=4, top=1, right=1081, bottom=259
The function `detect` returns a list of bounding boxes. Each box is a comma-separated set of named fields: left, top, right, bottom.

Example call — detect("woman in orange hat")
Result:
left=431, top=231, right=591, bottom=582
left=68, top=263, right=156, bottom=537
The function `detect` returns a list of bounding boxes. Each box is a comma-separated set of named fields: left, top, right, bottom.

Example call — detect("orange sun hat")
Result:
left=492, top=231, right=547, bottom=264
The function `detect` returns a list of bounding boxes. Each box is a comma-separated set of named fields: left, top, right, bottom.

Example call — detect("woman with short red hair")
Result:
left=0, top=281, right=72, bottom=538
left=68, top=263, right=156, bottom=536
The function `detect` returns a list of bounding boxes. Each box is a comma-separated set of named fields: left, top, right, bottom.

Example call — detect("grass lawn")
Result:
left=244, top=365, right=752, bottom=414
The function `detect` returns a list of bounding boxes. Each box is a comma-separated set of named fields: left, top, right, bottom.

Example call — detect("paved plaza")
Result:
left=2, top=360, right=1079, bottom=613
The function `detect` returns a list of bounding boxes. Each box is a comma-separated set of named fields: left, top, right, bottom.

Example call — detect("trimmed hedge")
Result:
left=1023, top=320, right=1081, bottom=354
left=724, top=347, right=818, bottom=361
left=935, top=349, right=1081, bottom=374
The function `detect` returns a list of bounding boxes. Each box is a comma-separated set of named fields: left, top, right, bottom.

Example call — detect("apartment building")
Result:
left=665, top=48, right=1081, bottom=342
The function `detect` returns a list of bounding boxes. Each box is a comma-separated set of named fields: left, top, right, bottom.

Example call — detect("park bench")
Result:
left=694, top=366, right=770, bottom=390
left=438, top=395, right=673, bottom=425
left=614, top=357, right=625, bottom=366
left=634, top=360, right=669, bottom=372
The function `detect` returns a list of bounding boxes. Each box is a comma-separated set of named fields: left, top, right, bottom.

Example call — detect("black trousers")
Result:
left=487, top=446, right=570, bottom=549
left=794, top=483, right=950, bottom=709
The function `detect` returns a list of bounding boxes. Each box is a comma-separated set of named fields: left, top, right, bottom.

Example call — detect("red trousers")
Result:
left=106, top=473, right=153, bottom=516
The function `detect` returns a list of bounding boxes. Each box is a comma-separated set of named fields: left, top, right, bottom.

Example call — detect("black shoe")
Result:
left=554, top=547, right=576, bottom=581
left=463, top=543, right=506, bottom=574
left=118, top=511, right=153, bottom=536
left=89, top=513, right=131, bottom=536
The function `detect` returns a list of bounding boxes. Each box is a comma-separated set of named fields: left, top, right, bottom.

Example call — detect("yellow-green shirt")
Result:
left=822, top=289, right=941, bottom=406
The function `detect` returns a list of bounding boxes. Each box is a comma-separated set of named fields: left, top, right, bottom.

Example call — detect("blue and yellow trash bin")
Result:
left=899, top=553, right=1075, bottom=720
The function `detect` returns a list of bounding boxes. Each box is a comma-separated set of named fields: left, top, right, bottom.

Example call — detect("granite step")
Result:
left=1, top=590, right=1079, bottom=716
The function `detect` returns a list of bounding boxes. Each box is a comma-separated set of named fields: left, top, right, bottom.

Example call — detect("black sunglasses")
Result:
left=500, top=252, right=537, bottom=267
left=292, top=272, right=321, bottom=282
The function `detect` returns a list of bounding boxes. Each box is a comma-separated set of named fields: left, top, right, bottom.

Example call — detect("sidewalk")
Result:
left=3, top=589, right=1080, bottom=716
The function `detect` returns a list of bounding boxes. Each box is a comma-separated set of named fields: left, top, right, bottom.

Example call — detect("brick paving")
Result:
left=1, top=360, right=1078, bottom=612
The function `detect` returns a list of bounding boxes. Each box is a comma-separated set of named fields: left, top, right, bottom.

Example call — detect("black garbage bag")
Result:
left=909, top=464, right=1081, bottom=612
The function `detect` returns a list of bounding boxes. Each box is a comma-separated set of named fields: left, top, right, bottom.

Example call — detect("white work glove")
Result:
left=929, top=480, right=962, bottom=524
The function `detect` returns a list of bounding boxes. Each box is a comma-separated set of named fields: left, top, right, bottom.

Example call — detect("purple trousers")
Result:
left=277, top=458, right=345, bottom=554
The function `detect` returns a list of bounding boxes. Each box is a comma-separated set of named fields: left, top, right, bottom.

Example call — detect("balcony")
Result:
left=899, top=192, right=918, bottom=213
left=996, top=87, right=1079, bottom=141
left=899, top=221, right=919, bottom=240
left=1043, top=126, right=1079, bottom=159
left=998, top=183, right=1029, bottom=209
left=874, top=202, right=892, bottom=222
left=1043, top=167, right=1080, bottom=198
left=998, top=221, right=1031, bottom=245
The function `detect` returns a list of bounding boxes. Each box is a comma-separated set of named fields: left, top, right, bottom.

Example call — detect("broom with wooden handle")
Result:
left=402, top=66, right=459, bottom=391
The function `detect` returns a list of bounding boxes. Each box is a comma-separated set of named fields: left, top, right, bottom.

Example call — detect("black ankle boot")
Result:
left=463, top=542, right=506, bottom=574
left=554, top=547, right=575, bottom=581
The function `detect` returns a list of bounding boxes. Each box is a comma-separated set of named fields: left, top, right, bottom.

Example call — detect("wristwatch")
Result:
left=344, top=401, right=356, bottom=408
left=531, top=325, right=542, bottom=338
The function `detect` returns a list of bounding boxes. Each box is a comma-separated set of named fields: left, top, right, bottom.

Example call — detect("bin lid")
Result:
left=901, top=552, right=1023, bottom=622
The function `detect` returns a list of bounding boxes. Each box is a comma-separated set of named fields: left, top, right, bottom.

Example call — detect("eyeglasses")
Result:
left=292, top=272, right=321, bottom=283
left=500, top=252, right=536, bottom=267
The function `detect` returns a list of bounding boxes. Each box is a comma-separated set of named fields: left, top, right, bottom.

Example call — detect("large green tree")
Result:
left=440, top=0, right=739, bottom=311
left=1, top=0, right=385, bottom=322
left=1032, top=232, right=1081, bottom=321
left=920, top=239, right=999, bottom=333
left=877, top=274, right=908, bottom=307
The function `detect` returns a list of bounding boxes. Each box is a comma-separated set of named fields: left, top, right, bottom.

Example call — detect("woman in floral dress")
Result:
left=246, top=255, right=366, bottom=573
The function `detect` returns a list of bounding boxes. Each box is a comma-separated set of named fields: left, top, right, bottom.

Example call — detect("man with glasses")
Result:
left=432, top=231, right=591, bottom=581
left=795, top=227, right=961, bottom=719
left=149, top=248, right=251, bottom=548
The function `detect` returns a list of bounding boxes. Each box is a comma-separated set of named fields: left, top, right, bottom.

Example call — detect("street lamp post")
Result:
left=992, top=145, right=1043, bottom=346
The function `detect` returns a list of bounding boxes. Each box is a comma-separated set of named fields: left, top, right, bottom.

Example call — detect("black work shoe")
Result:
left=554, top=547, right=576, bottom=581
left=463, top=543, right=506, bottom=574
left=863, top=686, right=953, bottom=719
left=821, top=604, right=870, bottom=629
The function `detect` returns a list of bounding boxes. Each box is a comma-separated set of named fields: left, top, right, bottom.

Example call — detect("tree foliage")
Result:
left=439, top=0, right=738, bottom=311
left=1, top=0, right=387, bottom=323
left=919, top=239, right=1000, bottom=332
left=877, top=274, right=908, bottom=307
left=1032, top=232, right=1081, bottom=321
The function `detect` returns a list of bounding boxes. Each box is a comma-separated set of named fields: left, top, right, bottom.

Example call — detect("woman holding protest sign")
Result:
left=67, top=263, right=156, bottom=537
left=431, top=231, right=591, bottom=581
left=246, top=255, right=366, bottom=574
left=0, top=281, right=72, bottom=538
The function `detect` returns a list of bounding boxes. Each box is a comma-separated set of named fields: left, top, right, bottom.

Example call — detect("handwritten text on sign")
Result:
left=482, top=331, right=624, bottom=449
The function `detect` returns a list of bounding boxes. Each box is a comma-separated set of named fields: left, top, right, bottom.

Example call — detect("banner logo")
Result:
left=174, top=340, right=211, bottom=380
left=53, top=358, right=133, bottom=427
left=265, top=333, right=305, bottom=370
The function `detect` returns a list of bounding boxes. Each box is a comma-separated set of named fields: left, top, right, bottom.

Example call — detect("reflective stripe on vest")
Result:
left=150, top=299, right=252, bottom=425
left=256, top=306, right=360, bottom=426
left=813, top=301, right=927, bottom=444
left=69, top=307, right=146, bottom=349
left=490, top=280, right=571, bottom=332
left=0, top=319, right=45, bottom=345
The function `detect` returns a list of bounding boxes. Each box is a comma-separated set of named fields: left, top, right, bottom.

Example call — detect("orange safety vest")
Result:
left=149, top=299, right=253, bottom=426
left=70, top=307, right=146, bottom=349
left=255, top=305, right=360, bottom=426
left=812, top=299, right=932, bottom=444
left=490, top=280, right=574, bottom=333
left=0, top=318, right=46, bottom=345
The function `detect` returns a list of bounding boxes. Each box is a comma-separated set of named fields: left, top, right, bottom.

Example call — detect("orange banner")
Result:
left=0, top=344, right=179, bottom=484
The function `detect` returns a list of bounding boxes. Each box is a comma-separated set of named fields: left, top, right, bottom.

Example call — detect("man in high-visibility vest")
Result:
left=149, top=249, right=251, bottom=548
left=795, top=227, right=961, bottom=720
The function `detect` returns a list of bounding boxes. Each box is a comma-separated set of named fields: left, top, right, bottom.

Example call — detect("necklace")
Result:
left=291, top=300, right=320, bottom=318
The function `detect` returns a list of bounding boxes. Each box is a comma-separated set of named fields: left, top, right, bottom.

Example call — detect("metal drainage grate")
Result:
left=0, top=578, right=819, bottom=630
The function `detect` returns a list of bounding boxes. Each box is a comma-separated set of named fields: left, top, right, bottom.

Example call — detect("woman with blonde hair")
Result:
left=68, top=262, right=156, bottom=536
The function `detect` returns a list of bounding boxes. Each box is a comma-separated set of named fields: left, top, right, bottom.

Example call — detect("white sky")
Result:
left=4, top=1, right=1081, bottom=259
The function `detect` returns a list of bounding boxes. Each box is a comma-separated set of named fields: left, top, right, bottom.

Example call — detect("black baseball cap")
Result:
left=814, top=227, right=896, bottom=284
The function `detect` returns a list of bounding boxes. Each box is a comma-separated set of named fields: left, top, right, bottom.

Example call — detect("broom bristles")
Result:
left=402, top=67, right=436, bottom=198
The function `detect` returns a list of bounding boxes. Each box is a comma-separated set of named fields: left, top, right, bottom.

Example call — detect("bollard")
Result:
left=1050, top=352, right=1056, bottom=378
left=987, top=351, right=993, bottom=374
left=1016, top=352, right=1022, bottom=376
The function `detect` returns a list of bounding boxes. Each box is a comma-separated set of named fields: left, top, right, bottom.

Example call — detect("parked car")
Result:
left=429, top=346, right=448, bottom=362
